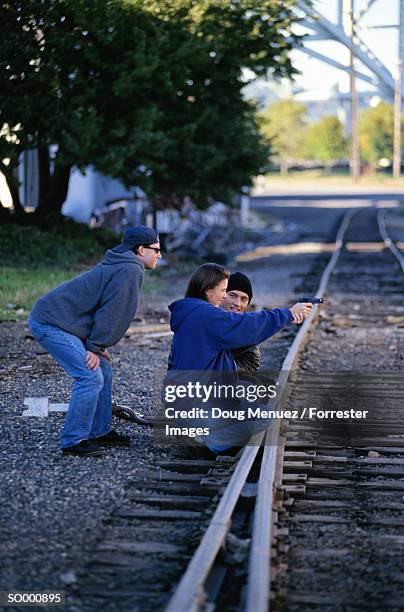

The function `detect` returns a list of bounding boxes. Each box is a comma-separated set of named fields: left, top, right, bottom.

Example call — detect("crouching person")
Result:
left=29, top=226, right=161, bottom=457
left=220, top=271, right=260, bottom=375
left=168, top=263, right=312, bottom=456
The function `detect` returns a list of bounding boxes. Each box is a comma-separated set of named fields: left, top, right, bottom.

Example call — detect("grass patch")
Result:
left=0, top=222, right=115, bottom=269
left=0, top=222, right=115, bottom=321
left=0, top=222, right=171, bottom=321
left=140, top=269, right=167, bottom=295
left=0, top=266, right=77, bottom=321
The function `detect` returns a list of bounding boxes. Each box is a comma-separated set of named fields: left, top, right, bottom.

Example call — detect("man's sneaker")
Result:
left=92, top=430, right=131, bottom=447
left=62, top=440, right=104, bottom=457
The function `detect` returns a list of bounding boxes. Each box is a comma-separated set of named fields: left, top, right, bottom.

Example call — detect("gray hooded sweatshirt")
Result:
left=31, top=250, right=144, bottom=353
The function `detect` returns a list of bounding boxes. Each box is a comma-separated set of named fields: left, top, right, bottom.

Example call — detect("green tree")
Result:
left=0, top=0, right=301, bottom=223
left=305, top=115, right=347, bottom=171
left=259, top=99, right=307, bottom=175
left=138, top=0, right=302, bottom=209
left=0, top=0, right=171, bottom=222
left=359, top=102, right=394, bottom=167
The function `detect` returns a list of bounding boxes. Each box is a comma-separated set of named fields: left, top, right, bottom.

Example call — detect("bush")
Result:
left=0, top=222, right=116, bottom=269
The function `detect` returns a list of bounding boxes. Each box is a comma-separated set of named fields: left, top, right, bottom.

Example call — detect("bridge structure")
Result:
left=294, top=0, right=404, bottom=176
left=296, top=0, right=404, bottom=99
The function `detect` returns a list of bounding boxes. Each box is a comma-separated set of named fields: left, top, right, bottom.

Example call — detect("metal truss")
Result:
left=296, top=0, right=404, bottom=99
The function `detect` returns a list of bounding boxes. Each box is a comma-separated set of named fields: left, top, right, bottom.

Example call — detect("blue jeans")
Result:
left=29, top=317, right=113, bottom=449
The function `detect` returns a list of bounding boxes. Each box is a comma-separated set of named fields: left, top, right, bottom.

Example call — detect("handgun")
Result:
left=299, top=296, right=324, bottom=304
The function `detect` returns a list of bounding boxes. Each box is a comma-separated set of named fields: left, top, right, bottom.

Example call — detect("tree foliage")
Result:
left=0, top=0, right=301, bottom=222
left=258, top=99, right=307, bottom=174
left=304, top=115, right=347, bottom=167
left=137, top=0, right=302, bottom=207
left=359, top=102, right=394, bottom=166
left=0, top=0, right=171, bottom=220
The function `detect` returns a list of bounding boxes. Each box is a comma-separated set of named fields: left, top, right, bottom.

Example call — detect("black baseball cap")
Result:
left=112, top=225, right=159, bottom=253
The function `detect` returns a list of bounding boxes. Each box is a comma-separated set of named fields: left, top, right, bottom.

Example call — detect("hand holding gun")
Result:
left=289, top=296, right=324, bottom=324
left=289, top=302, right=313, bottom=324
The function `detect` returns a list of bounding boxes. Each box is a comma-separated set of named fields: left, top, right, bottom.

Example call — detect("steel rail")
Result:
left=244, top=423, right=280, bottom=612
left=165, top=433, right=264, bottom=612
left=244, top=208, right=356, bottom=612
left=377, top=209, right=404, bottom=273
left=165, top=208, right=356, bottom=612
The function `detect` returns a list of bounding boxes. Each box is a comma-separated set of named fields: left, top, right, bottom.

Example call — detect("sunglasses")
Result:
left=142, top=246, right=161, bottom=254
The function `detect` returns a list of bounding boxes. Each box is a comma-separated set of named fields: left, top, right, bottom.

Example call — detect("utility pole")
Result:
left=393, top=0, right=404, bottom=178
left=393, top=63, right=402, bottom=178
left=348, top=0, right=361, bottom=182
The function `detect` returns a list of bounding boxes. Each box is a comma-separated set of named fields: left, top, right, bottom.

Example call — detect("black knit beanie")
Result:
left=227, top=272, right=253, bottom=303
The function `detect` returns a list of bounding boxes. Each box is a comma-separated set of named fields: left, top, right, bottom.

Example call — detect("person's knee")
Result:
left=77, top=367, right=104, bottom=391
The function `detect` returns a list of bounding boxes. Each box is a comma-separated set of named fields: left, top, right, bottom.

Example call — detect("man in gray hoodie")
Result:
left=29, top=225, right=161, bottom=457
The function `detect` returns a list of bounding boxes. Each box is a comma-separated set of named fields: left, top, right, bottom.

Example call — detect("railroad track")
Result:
left=274, top=209, right=404, bottom=611
left=68, top=207, right=404, bottom=612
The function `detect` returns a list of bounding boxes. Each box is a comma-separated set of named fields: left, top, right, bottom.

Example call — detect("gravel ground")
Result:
left=0, top=314, right=173, bottom=597
left=279, top=298, right=404, bottom=611
left=0, top=204, right=369, bottom=609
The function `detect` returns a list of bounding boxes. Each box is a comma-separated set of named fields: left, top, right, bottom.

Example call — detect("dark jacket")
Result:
left=167, top=342, right=261, bottom=374
left=231, top=344, right=261, bottom=374
left=31, top=250, right=144, bottom=353
left=168, top=298, right=292, bottom=371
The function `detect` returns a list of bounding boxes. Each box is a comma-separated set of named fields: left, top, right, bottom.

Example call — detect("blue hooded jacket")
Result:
left=169, top=298, right=293, bottom=371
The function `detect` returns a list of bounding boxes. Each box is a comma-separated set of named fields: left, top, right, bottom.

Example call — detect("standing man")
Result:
left=220, top=272, right=260, bottom=374
left=29, top=226, right=161, bottom=457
